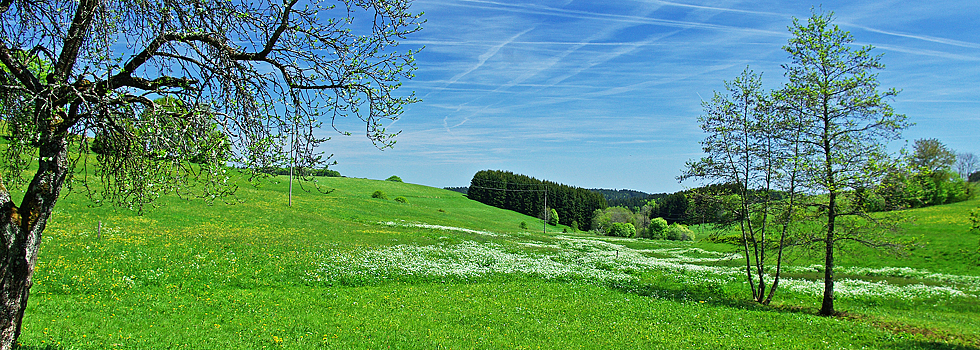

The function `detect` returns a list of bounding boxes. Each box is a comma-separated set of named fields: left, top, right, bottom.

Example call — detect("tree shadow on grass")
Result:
left=607, top=279, right=980, bottom=350
left=881, top=341, right=980, bottom=350
left=14, top=344, right=63, bottom=350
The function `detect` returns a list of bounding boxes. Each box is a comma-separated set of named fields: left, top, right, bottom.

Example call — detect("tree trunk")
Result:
left=0, top=130, right=70, bottom=350
left=819, top=193, right=837, bottom=316
left=819, top=222, right=835, bottom=315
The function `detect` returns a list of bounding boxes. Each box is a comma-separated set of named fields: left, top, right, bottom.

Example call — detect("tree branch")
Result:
left=0, top=43, right=40, bottom=91
left=53, top=0, right=99, bottom=83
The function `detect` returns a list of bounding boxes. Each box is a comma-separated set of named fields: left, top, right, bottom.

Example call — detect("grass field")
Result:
left=13, top=174, right=980, bottom=349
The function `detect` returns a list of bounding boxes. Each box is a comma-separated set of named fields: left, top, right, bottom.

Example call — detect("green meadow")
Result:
left=15, top=174, right=980, bottom=349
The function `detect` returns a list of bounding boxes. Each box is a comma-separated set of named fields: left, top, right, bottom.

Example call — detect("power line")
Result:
left=468, top=185, right=545, bottom=193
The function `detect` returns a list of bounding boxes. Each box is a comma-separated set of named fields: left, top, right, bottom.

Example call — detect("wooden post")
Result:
left=97, top=220, right=102, bottom=239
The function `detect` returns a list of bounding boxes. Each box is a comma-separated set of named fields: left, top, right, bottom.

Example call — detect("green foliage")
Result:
left=666, top=223, right=694, bottom=241
left=519, top=221, right=529, bottom=230
left=394, top=196, right=408, bottom=204
left=647, top=217, right=669, bottom=239
left=878, top=168, right=971, bottom=210
left=591, top=206, right=636, bottom=234
left=386, top=175, right=403, bottom=182
left=548, top=208, right=559, bottom=226
left=970, top=171, right=980, bottom=183
left=371, top=190, right=388, bottom=200
left=570, top=220, right=579, bottom=232
left=606, top=222, right=636, bottom=237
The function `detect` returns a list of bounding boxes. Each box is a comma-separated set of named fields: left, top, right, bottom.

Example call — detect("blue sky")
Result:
left=324, top=0, right=980, bottom=193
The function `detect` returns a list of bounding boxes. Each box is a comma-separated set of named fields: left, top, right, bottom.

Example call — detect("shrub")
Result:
left=519, top=221, right=529, bottom=230
left=607, top=222, right=636, bottom=237
left=386, top=175, right=403, bottom=182
left=371, top=190, right=388, bottom=200
left=666, top=223, right=694, bottom=241
left=647, top=217, right=669, bottom=239
left=570, top=220, right=579, bottom=232
left=970, top=171, right=980, bottom=183
left=971, top=208, right=980, bottom=231
left=394, top=196, right=408, bottom=204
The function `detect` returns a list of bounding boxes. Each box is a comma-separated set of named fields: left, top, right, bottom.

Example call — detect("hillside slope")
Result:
left=17, top=175, right=980, bottom=349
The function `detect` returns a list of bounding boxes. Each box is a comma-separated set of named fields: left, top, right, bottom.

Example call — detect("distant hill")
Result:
left=589, top=188, right=669, bottom=209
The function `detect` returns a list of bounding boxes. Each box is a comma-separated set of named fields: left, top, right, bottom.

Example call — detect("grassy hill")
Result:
left=16, top=174, right=980, bottom=349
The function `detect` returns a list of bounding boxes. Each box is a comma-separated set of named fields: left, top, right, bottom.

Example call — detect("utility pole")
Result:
left=543, top=189, right=547, bottom=234
left=288, top=123, right=295, bottom=207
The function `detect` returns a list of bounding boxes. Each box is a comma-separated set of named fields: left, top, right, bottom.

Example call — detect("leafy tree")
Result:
left=0, top=0, right=422, bottom=346
left=911, top=138, right=956, bottom=173
left=548, top=208, right=559, bottom=226
left=971, top=171, right=980, bottom=183
left=682, top=67, right=802, bottom=305
left=607, top=222, right=636, bottom=238
left=666, top=223, right=694, bottom=241
left=386, top=175, right=404, bottom=182
left=647, top=217, right=669, bottom=239
left=782, top=10, right=910, bottom=316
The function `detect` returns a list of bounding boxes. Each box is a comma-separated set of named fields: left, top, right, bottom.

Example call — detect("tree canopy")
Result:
left=782, top=10, right=910, bottom=316
left=911, top=138, right=956, bottom=173
left=0, top=0, right=423, bottom=347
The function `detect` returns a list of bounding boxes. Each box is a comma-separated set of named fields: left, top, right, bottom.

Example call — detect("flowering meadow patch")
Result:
left=309, top=223, right=980, bottom=304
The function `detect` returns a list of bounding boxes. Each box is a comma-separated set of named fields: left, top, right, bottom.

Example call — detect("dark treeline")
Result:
left=589, top=189, right=668, bottom=209
left=468, top=170, right=607, bottom=231
left=444, top=187, right=469, bottom=195
left=256, top=167, right=342, bottom=177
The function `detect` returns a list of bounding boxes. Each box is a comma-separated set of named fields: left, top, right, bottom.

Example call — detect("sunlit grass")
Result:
left=16, top=175, right=980, bottom=349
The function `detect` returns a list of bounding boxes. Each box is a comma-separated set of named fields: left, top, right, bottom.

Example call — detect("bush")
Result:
left=386, top=175, right=403, bottom=182
left=570, top=220, right=579, bottom=232
left=394, top=196, right=408, bottom=204
left=666, top=223, right=694, bottom=241
left=519, top=221, right=529, bottom=230
left=647, top=217, right=669, bottom=239
left=971, top=208, right=980, bottom=231
left=371, top=190, right=388, bottom=200
left=970, top=171, right=980, bottom=183
left=607, top=222, right=636, bottom=237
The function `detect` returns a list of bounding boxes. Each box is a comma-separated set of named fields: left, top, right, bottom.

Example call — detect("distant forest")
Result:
left=444, top=187, right=469, bottom=194
left=588, top=189, right=668, bottom=209
left=467, top=170, right=607, bottom=231
left=449, top=186, right=668, bottom=209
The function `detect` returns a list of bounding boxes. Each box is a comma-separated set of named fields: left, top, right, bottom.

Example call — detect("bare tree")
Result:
left=0, top=0, right=423, bottom=347
left=955, top=152, right=980, bottom=181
